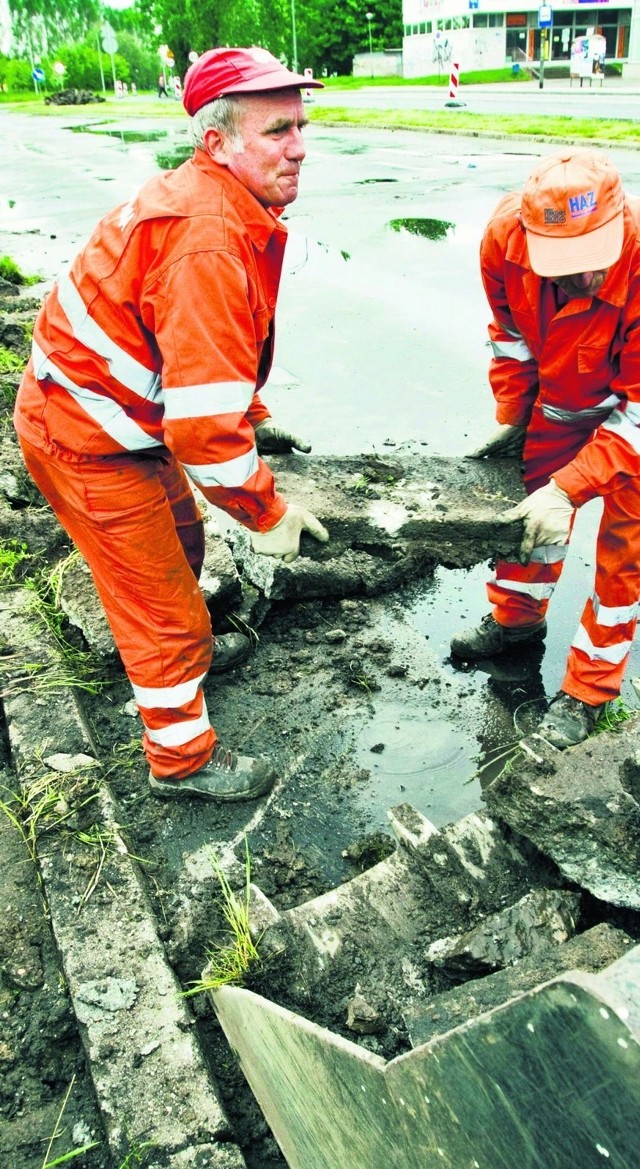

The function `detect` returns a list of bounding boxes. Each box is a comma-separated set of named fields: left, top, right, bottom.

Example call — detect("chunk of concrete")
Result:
left=212, top=943, right=640, bottom=1169
left=423, top=888, right=581, bottom=978
left=404, top=922, right=635, bottom=1047
left=231, top=453, right=524, bottom=599
left=483, top=717, right=640, bottom=908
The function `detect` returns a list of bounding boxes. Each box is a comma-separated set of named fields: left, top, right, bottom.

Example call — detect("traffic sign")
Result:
left=101, top=22, right=118, bottom=54
left=32, top=67, right=45, bottom=82
left=538, top=5, right=552, bottom=27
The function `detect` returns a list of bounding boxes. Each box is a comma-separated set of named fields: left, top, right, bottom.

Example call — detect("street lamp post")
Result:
left=366, top=12, right=374, bottom=77
left=291, top=0, right=298, bottom=73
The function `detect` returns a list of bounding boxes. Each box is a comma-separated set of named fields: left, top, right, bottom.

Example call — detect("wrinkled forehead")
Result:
left=233, top=88, right=305, bottom=120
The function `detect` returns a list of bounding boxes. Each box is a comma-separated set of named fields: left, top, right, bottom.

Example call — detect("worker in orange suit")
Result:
left=14, top=47, right=328, bottom=802
left=451, top=148, right=640, bottom=749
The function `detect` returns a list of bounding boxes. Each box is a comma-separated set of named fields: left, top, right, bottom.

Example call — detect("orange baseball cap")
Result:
left=520, top=149, right=624, bottom=277
left=183, top=47, right=323, bottom=116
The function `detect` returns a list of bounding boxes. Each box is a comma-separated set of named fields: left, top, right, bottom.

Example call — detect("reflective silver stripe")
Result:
left=542, top=394, right=620, bottom=425
left=143, top=705, right=211, bottom=748
left=163, top=381, right=254, bottom=420
left=529, top=545, right=568, bottom=564
left=592, top=594, right=639, bottom=627
left=624, top=401, right=640, bottom=426
left=132, top=670, right=207, bottom=709
left=490, top=338, right=534, bottom=362
left=56, top=270, right=161, bottom=401
left=33, top=342, right=162, bottom=452
left=493, top=578, right=555, bottom=601
left=601, top=408, right=640, bottom=454
left=571, top=625, right=631, bottom=665
left=184, top=447, right=259, bottom=490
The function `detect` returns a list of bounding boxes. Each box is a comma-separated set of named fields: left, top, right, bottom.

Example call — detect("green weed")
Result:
left=0, top=254, right=39, bottom=285
left=183, top=838, right=262, bottom=996
left=0, top=538, right=30, bottom=584
left=593, top=698, right=635, bottom=735
left=225, top=611, right=260, bottom=647
left=117, top=1143, right=154, bottom=1168
left=0, top=343, right=24, bottom=373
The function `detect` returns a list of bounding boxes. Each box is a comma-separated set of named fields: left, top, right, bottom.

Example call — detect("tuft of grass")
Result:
left=183, top=837, right=262, bottom=996
left=0, top=344, right=25, bottom=373
left=117, top=1143, right=154, bottom=1168
left=593, top=697, right=635, bottom=735
left=0, top=551, right=110, bottom=698
left=0, top=254, right=39, bottom=286
left=0, top=538, right=30, bottom=585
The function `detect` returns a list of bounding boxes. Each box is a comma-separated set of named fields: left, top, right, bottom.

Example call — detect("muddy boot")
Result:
left=149, top=744, right=275, bottom=802
left=450, top=613, right=547, bottom=659
left=210, top=632, right=251, bottom=674
left=534, top=691, right=605, bottom=750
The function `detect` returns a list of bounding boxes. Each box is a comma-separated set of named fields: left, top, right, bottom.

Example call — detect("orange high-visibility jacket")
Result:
left=481, top=192, right=640, bottom=507
left=14, top=149, right=288, bottom=533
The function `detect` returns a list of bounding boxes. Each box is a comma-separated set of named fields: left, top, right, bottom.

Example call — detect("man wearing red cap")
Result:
left=450, top=148, right=640, bottom=749
left=14, top=47, right=328, bottom=802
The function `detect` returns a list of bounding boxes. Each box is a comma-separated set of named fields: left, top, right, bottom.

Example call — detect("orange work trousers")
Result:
left=18, top=437, right=216, bottom=778
left=487, top=410, right=640, bottom=705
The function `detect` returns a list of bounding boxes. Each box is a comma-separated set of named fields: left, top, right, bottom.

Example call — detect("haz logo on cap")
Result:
left=568, top=190, right=597, bottom=219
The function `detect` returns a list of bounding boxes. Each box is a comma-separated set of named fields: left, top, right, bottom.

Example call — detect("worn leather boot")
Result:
left=210, top=632, right=252, bottom=674
left=149, top=744, right=275, bottom=802
left=450, top=613, right=547, bottom=659
left=535, top=691, right=605, bottom=750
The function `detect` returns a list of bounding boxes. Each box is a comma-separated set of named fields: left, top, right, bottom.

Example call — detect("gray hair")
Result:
left=190, top=95, right=246, bottom=151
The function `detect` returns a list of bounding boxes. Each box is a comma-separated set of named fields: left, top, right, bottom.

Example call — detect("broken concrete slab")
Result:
left=483, top=718, right=640, bottom=909
left=231, top=452, right=525, bottom=599
left=248, top=804, right=562, bottom=1020
left=0, top=587, right=247, bottom=1168
left=404, top=922, right=635, bottom=1047
left=212, top=942, right=640, bottom=1169
left=424, top=887, right=582, bottom=979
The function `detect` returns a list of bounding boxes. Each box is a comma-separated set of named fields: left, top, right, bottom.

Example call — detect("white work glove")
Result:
left=499, top=479, right=575, bottom=565
left=254, top=419, right=312, bottom=454
left=250, top=503, right=329, bottom=564
left=467, top=423, right=526, bottom=459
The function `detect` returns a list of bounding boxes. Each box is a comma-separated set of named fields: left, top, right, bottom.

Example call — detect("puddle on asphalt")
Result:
left=388, top=217, right=455, bottom=241
left=69, top=124, right=169, bottom=144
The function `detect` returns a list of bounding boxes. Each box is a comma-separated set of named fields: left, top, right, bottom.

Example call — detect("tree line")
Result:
left=1, top=0, right=403, bottom=93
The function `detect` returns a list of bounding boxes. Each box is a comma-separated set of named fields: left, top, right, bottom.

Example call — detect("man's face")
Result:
left=551, top=270, right=608, bottom=299
left=220, top=90, right=308, bottom=208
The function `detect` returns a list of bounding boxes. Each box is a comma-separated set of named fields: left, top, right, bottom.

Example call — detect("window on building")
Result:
left=473, top=13, right=488, bottom=26
left=489, top=13, right=504, bottom=27
left=452, top=16, right=470, bottom=29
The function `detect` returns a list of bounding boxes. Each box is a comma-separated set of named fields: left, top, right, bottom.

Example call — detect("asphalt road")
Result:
left=315, top=76, right=640, bottom=121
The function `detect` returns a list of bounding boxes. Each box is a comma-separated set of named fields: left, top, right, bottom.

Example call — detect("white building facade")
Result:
left=402, top=0, right=633, bottom=76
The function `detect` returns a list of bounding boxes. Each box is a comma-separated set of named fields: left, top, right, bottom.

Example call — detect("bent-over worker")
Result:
left=14, top=47, right=328, bottom=800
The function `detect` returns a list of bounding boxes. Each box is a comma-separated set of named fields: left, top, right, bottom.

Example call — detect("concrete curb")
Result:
left=0, top=587, right=247, bottom=1169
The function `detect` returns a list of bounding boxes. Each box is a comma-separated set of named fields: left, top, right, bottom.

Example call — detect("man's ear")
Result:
left=203, top=126, right=231, bottom=166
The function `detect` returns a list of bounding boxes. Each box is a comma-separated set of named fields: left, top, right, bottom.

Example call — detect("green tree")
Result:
left=8, top=0, right=101, bottom=57
left=298, top=0, right=402, bottom=75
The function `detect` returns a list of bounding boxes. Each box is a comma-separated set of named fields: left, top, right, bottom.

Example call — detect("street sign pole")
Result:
left=538, top=6, right=552, bottom=89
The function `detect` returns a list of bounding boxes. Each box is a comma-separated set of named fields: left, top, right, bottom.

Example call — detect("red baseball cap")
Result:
left=183, top=47, right=324, bottom=116
left=521, top=149, right=624, bottom=277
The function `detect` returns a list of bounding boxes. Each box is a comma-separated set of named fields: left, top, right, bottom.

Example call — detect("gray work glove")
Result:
left=499, top=479, right=574, bottom=565
left=250, top=503, right=329, bottom=564
left=466, top=423, right=526, bottom=459
left=254, top=419, right=312, bottom=454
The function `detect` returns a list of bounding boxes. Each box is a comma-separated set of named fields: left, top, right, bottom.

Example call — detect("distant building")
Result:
left=402, top=0, right=632, bottom=76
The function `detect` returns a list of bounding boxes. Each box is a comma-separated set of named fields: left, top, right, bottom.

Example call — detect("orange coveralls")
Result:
left=14, top=149, right=288, bottom=778
left=481, top=192, right=640, bottom=705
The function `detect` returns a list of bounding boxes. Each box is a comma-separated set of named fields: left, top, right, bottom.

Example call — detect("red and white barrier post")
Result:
left=448, top=61, right=460, bottom=100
